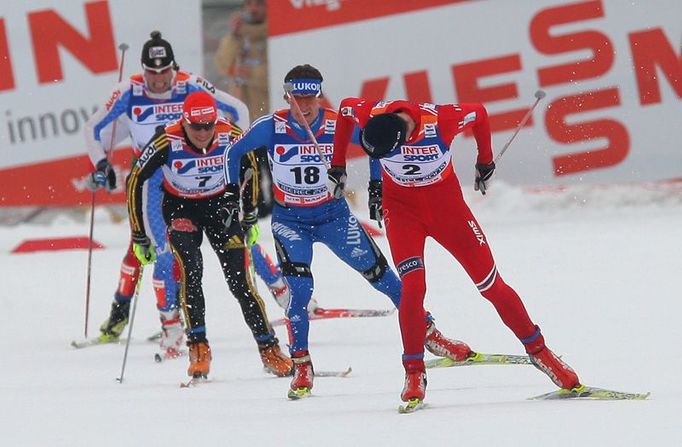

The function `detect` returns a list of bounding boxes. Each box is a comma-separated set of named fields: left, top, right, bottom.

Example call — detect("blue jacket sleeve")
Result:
left=369, top=158, right=382, bottom=181
left=349, top=125, right=381, bottom=181
left=224, top=114, right=274, bottom=185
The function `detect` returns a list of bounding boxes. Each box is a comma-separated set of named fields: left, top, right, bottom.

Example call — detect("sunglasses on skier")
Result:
left=143, top=66, right=173, bottom=75
left=188, top=122, right=215, bottom=131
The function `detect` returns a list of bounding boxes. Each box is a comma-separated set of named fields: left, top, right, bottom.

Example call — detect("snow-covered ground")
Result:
left=2, top=182, right=681, bottom=446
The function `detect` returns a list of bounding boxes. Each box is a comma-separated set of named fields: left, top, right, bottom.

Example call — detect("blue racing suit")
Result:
left=224, top=107, right=401, bottom=353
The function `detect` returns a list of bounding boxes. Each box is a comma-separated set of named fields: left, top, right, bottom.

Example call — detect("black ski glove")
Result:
left=327, top=166, right=347, bottom=199
left=87, top=158, right=117, bottom=192
left=219, top=184, right=240, bottom=231
left=368, top=180, right=383, bottom=228
left=474, top=161, right=495, bottom=195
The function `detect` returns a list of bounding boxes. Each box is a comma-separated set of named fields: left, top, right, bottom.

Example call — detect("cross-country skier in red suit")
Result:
left=327, top=98, right=580, bottom=407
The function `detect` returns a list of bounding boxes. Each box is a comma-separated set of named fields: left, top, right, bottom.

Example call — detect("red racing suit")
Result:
left=332, top=98, right=540, bottom=366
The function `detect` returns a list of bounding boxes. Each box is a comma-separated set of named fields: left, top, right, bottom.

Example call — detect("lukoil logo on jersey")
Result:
left=133, top=102, right=184, bottom=123
left=173, top=155, right=223, bottom=175
left=274, top=144, right=333, bottom=163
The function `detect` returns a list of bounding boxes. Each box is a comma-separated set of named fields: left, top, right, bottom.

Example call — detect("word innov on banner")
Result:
left=4, top=105, right=98, bottom=145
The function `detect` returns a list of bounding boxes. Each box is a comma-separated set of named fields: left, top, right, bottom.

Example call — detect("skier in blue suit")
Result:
left=223, top=64, right=472, bottom=398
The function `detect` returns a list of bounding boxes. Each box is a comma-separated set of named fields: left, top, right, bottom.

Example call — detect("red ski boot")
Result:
left=425, top=322, right=473, bottom=361
left=401, top=358, right=427, bottom=402
left=288, top=351, right=314, bottom=399
left=524, top=327, right=580, bottom=389
left=529, top=346, right=580, bottom=389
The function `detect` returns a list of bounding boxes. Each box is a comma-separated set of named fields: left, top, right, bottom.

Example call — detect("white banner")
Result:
left=268, top=0, right=682, bottom=187
left=0, top=0, right=201, bottom=206
left=0, top=0, right=202, bottom=170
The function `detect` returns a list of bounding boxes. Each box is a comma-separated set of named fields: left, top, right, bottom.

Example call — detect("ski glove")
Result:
left=132, top=233, right=155, bottom=265
left=219, top=184, right=240, bottom=231
left=87, top=159, right=117, bottom=192
left=327, top=166, right=347, bottom=199
left=241, top=211, right=260, bottom=246
left=474, top=161, right=496, bottom=195
left=368, top=180, right=383, bottom=228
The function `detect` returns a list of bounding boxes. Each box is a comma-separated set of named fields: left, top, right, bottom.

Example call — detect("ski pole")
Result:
left=116, top=265, right=143, bottom=384
left=84, top=42, right=129, bottom=338
left=494, top=89, right=546, bottom=164
left=239, top=168, right=260, bottom=289
left=240, top=167, right=254, bottom=195
left=283, top=83, right=331, bottom=170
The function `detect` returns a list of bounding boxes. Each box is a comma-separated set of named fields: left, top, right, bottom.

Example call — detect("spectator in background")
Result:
left=214, top=0, right=273, bottom=216
left=214, top=0, right=269, bottom=120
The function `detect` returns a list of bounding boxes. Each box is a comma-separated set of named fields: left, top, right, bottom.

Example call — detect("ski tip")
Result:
left=288, top=387, right=312, bottom=400
left=71, top=339, right=96, bottom=349
left=529, top=385, right=651, bottom=401
left=180, top=375, right=208, bottom=388
left=336, top=366, right=353, bottom=377
left=398, top=398, right=425, bottom=414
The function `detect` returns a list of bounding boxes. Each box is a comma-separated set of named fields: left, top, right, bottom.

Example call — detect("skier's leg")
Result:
left=271, top=221, right=314, bottom=354
left=317, top=204, right=401, bottom=308
left=145, top=171, right=183, bottom=353
left=205, top=216, right=291, bottom=377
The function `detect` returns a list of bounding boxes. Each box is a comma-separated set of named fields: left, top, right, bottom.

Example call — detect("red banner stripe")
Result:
left=269, top=0, right=475, bottom=37
left=0, top=148, right=133, bottom=207
left=12, top=237, right=104, bottom=253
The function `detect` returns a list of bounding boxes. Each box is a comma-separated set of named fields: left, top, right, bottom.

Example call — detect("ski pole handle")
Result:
left=105, top=43, right=130, bottom=163
left=494, top=89, right=546, bottom=164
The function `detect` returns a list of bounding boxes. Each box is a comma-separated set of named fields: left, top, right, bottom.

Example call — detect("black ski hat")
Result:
left=141, top=31, right=175, bottom=71
left=360, top=113, right=407, bottom=159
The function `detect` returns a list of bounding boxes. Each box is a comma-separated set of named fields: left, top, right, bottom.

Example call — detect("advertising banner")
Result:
left=0, top=0, right=201, bottom=206
left=1, top=0, right=680, bottom=207
left=268, top=0, right=681, bottom=188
